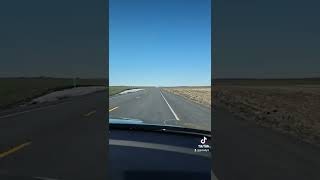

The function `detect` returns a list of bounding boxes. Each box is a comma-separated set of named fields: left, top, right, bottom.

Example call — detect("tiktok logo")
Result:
left=195, top=136, right=210, bottom=152
left=200, top=136, right=207, bottom=144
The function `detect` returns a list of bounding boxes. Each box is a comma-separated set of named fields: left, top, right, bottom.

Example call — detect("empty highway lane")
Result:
left=109, top=87, right=211, bottom=131
left=0, top=92, right=108, bottom=180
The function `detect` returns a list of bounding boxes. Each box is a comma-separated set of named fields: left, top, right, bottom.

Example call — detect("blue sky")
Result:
left=109, top=0, right=211, bottom=86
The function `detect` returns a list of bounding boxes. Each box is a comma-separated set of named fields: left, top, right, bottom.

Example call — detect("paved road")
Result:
left=0, top=92, right=108, bottom=180
left=213, top=107, right=320, bottom=180
left=5, top=87, right=317, bottom=180
left=109, top=87, right=211, bottom=131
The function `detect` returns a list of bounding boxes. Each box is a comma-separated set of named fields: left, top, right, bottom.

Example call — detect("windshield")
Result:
left=109, top=87, right=211, bottom=131
left=109, top=0, right=211, bottom=132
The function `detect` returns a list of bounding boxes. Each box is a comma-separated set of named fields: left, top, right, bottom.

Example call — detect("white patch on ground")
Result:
left=30, top=86, right=106, bottom=104
left=119, top=89, right=144, bottom=95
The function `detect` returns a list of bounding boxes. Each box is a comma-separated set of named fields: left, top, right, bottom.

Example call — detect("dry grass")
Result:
left=213, top=85, right=320, bottom=146
left=163, top=87, right=211, bottom=108
left=0, top=77, right=106, bottom=110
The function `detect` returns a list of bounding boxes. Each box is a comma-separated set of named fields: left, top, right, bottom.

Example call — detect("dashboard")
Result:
left=109, top=128, right=213, bottom=180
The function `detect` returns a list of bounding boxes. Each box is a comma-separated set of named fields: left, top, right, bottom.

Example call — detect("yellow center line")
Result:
left=109, top=106, right=119, bottom=112
left=84, top=110, right=97, bottom=117
left=0, top=142, right=32, bottom=158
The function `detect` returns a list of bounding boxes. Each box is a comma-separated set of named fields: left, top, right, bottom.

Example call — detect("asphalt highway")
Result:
left=0, top=87, right=211, bottom=180
left=109, top=87, right=211, bottom=131
left=0, top=92, right=108, bottom=180
left=3, top=87, right=318, bottom=180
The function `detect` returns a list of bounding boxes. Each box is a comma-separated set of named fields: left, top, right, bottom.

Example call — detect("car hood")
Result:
left=109, top=117, right=211, bottom=137
left=109, top=117, right=185, bottom=128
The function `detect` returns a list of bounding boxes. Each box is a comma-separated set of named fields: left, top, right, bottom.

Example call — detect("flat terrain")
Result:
left=213, top=79, right=320, bottom=179
left=213, top=106, right=320, bottom=180
left=0, top=77, right=106, bottom=110
left=0, top=91, right=108, bottom=179
left=213, top=78, right=320, bottom=86
left=163, top=87, right=211, bottom=108
left=213, top=81, right=320, bottom=146
left=109, top=87, right=211, bottom=131
left=108, top=86, right=132, bottom=96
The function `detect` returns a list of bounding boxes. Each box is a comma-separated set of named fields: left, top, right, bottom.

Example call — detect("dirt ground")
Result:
left=213, top=85, right=320, bottom=146
left=163, top=84, right=320, bottom=146
left=163, top=87, right=211, bottom=108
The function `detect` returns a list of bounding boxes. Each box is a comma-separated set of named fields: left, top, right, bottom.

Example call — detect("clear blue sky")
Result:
left=109, top=0, right=211, bottom=86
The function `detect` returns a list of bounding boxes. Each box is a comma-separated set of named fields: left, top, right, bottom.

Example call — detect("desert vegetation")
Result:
left=212, top=79, right=320, bottom=146
left=163, top=87, right=211, bottom=108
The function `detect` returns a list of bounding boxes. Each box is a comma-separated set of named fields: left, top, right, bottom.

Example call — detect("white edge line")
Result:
left=160, top=90, right=180, bottom=121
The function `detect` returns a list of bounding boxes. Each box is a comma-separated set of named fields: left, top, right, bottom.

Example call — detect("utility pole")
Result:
left=73, top=77, right=76, bottom=88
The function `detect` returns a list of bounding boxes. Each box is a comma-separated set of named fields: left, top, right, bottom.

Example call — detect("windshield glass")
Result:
left=109, top=87, right=211, bottom=131
left=109, top=0, right=211, bottom=132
